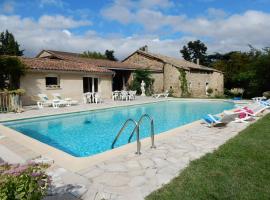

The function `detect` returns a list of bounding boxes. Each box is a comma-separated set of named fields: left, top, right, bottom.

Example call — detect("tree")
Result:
left=81, top=51, right=107, bottom=59
left=211, top=47, right=270, bottom=98
left=180, top=40, right=208, bottom=65
left=105, top=50, right=117, bottom=61
left=0, top=30, right=24, bottom=56
left=0, top=56, right=26, bottom=90
left=81, top=50, right=118, bottom=61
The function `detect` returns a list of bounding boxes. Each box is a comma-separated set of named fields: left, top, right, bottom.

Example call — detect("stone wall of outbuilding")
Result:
left=123, top=52, right=224, bottom=97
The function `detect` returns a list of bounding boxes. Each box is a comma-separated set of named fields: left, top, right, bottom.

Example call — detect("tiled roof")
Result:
left=124, top=50, right=222, bottom=73
left=38, top=50, right=154, bottom=71
left=20, top=57, right=113, bottom=74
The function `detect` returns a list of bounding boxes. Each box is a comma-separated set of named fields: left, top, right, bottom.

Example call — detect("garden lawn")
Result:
left=146, top=114, right=270, bottom=200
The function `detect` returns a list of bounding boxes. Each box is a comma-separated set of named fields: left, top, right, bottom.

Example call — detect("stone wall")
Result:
left=210, top=72, right=224, bottom=96
left=123, top=52, right=224, bottom=97
left=123, top=52, right=163, bottom=71
left=151, top=73, right=164, bottom=93
left=163, top=65, right=224, bottom=97
left=187, top=70, right=211, bottom=97
left=163, top=64, right=181, bottom=97
left=123, top=52, right=164, bottom=93
left=20, top=71, right=112, bottom=105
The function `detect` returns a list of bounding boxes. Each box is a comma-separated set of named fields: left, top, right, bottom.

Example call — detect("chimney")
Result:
left=144, top=45, right=148, bottom=52
left=196, top=58, right=200, bottom=65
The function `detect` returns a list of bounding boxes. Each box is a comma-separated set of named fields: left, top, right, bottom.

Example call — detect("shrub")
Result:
left=129, top=69, right=154, bottom=95
left=230, top=88, right=244, bottom=97
left=168, top=87, right=174, bottom=97
left=0, top=89, right=25, bottom=95
left=207, top=88, right=213, bottom=95
left=263, top=91, right=270, bottom=98
left=0, top=162, right=51, bottom=200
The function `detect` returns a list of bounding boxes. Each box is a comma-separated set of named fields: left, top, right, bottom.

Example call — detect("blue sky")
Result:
left=1, top=0, right=270, bottom=59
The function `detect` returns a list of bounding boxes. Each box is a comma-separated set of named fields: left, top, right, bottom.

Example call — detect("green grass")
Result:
left=146, top=114, right=270, bottom=200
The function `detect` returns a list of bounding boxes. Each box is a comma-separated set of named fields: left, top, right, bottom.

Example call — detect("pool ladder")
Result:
left=111, top=114, right=156, bottom=155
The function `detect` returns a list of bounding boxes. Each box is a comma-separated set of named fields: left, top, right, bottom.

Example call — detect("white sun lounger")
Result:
left=239, top=103, right=269, bottom=117
left=223, top=110, right=253, bottom=123
left=202, top=112, right=239, bottom=127
left=153, top=90, right=169, bottom=98
left=252, top=96, right=267, bottom=102
left=37, top=94, right=53, bottom=109
left=52, top=93, right=78, bottom=106
left=259, top=99, right=270, bottom=106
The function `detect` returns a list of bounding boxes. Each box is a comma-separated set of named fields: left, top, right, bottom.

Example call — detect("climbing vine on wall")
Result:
left=177, top=68, right=190, bottom=97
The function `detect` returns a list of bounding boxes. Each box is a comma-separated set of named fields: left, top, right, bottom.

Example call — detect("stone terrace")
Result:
left=0, top=98, right=266, bottom=199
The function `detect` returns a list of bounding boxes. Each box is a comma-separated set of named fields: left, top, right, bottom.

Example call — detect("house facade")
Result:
left=20, top=50, right=144, bottom=105
left=122, top=49, right=224, bottom=97
left=19, top=49, right=224, bottom=105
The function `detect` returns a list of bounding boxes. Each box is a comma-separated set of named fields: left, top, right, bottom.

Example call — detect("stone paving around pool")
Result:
left=0, top=98, right=266, bottom=200
left=1, top=115, right=258, bottom=200
left=0, top=96, right=170, bottom=122
left=77, top=120, right=250, bottom=200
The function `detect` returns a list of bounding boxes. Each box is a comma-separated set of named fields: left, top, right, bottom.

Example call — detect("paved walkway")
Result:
left=77, top=120, right=250, bottom=200
left=0, top=97, right=169, bottom=122
left=0, top=98, right=264, bottom=200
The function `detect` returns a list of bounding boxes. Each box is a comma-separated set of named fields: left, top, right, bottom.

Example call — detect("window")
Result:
left=45, top=76, right=59, bottom=88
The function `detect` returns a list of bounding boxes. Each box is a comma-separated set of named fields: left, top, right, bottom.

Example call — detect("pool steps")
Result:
left=111, top=114, right=156, bottom=154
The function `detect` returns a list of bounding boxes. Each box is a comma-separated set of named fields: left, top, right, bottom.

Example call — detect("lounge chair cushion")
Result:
left=203, top=115, right=220, bottom=124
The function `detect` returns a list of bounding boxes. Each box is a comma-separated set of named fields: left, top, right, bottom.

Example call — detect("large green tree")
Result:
left=0, top=56, right=26, bottom=90
left=211, top=47, right=270, bottom=98
left=0, top=30, right=25, bottom=90
left=105, top=50, right=117, bottom=61
left=180, top=40, right=208, bottom=65
left=0, top=30, right=23, bottom=56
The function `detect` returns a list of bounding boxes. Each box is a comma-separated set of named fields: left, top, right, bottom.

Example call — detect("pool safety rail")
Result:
left=111, top=114, right=156, bottom=155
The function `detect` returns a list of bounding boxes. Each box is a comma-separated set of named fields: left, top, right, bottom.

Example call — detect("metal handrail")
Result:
left=111, top=118, right=141, bottom=154
left=128, top=114, right=156, bottom=149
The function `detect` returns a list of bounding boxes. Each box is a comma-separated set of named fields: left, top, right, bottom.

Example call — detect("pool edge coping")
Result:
left=0, top=98, right=241, bottom=172
left=0, top=98, right=234, bottom=123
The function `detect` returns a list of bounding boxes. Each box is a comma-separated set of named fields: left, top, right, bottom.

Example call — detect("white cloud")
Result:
left=101, top=5, right=133, bottom=24
left=101, top=0, right=175, bottom=25
left=39, top=0, right=65, bottom=8
left=102, top=0, right=270, bottom=53
left=207, top=8, right=227, bottom=19
left=38, top=15, right=91, bottom=29
left=62, top=29, right=72, bottom=37
left=0, top=14, right=191, bottom=59
left=1, top=8, right=270, bottom=60
left=139, top=0, right=174, bottom=9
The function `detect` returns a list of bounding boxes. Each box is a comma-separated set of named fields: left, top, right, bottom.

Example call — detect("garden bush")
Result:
left=263, top=91, right=270, bottom=98
left=206, top=88, right=213, bottom=95
left=0, top=162, right=51, bottom=200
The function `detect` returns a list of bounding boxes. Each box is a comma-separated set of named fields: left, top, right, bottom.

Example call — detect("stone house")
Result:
left=19, top=48, right=223, bottom=105
left=122, top=49, right=224, bottom=97
left=20, top=50, right=145, bottom=105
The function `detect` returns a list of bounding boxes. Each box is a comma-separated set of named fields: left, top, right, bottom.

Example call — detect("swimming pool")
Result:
left=3, top=100, right=234, bottom=157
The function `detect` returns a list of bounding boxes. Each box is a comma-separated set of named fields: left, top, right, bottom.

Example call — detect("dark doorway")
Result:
left=83, top=77, right=98, bottom=93
left=112, top=70, right=132, bottom=91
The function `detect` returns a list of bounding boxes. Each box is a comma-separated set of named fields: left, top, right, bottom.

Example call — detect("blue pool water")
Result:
left=3, top=101, right=234, bottom=157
